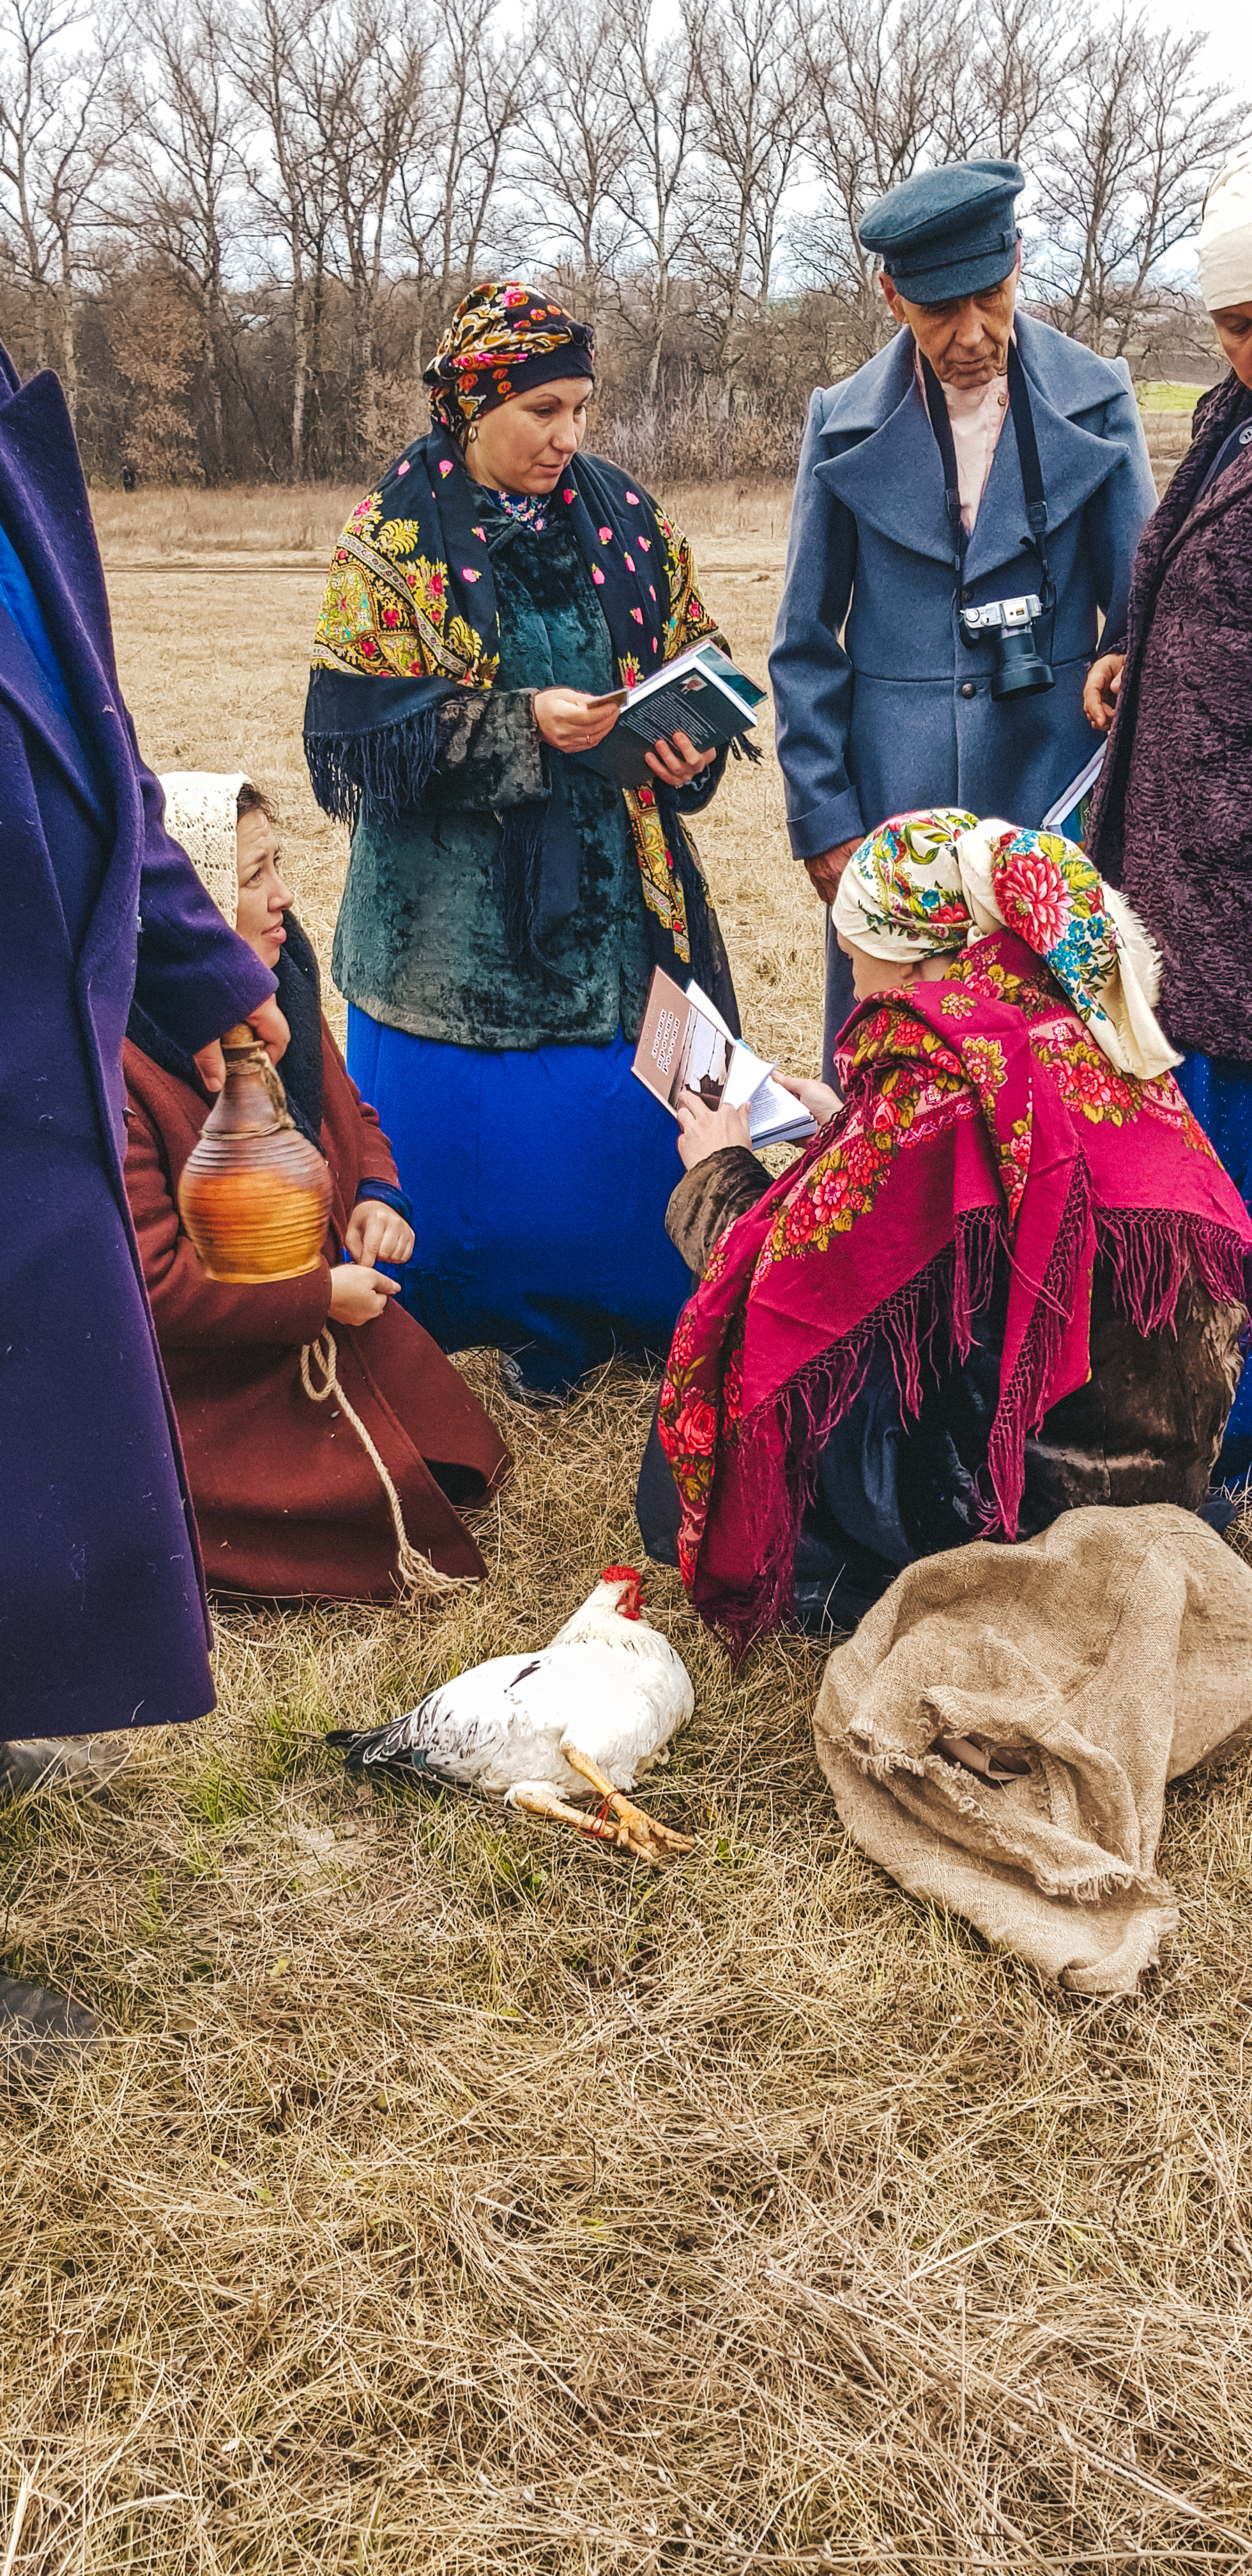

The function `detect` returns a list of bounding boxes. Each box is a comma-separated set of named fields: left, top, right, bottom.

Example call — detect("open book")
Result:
left=571, top=642, right=765, bottom=791
left=632, top=967, right=817, bottom=1148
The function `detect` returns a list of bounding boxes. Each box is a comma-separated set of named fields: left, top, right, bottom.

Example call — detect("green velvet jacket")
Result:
left=332, top=509, right=727, bottom=1052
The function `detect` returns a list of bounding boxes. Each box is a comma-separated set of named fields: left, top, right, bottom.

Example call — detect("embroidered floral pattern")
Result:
left=657, top=922, right=1252, bottom=1644
left=422, top=280, right=594, bottom=433
left=314, top=494, right=498, bottom=687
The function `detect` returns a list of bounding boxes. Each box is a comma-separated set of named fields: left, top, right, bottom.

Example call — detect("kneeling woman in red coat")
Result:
left=124, top=772, right=509, bottom=1599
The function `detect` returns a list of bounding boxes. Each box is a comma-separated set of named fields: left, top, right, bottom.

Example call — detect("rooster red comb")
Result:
left=602, top=1565, right=641, bottom=1584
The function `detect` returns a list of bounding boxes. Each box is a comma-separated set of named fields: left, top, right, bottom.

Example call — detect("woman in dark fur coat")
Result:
left=1084, top=149, right=1252, bottom=1470
left=124, top=776, right=509, bottom=1600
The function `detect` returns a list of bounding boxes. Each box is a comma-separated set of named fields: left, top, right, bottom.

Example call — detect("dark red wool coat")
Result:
left=123, top=1027, right=510, bottom=1598
left=1087, top=368, right=1252, bottom=1063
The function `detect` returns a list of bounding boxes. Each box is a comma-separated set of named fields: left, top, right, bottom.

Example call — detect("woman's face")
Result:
left=234, top=807, right=292, bottom=969
left=463, top=378, right=593, bottom=494
left=1213, top=302, right=1252, bottom=392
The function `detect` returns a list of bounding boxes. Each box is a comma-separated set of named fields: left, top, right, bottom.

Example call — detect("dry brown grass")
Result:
left=4, top=486, right=1252, bottom=2573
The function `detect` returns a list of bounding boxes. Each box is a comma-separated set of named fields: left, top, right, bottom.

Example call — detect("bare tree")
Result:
left=238, top=0, right=335, bottom=476
left=521, top=4, right=632, bottom=307
left=1034, top=9, right=1245, bottom=355
left=685, top=0, right=810, bottom=395
left=126, top=0, right=252, bottom=479
left=0, top=0, right=132, bottom=414
left=396, top=0, right=535, bottom=345
left=306, top=0, right=433, bottom=466
left=605, top=0, right=699, bottom=397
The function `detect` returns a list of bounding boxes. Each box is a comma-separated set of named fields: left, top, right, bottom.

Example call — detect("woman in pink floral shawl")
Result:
left=637, top=809, right=1252, bottom=1647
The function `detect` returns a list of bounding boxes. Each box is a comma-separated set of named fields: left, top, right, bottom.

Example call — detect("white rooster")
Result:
left=330, top=1567, right=695, bottom=1864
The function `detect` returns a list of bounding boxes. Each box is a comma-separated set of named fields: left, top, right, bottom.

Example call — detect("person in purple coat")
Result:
left=0, top=344, right=287, bottom=2044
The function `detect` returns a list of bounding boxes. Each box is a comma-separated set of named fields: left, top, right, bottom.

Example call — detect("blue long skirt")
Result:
left=347, top=1009, right=694, bottom=1394
left=1176, top=1050, right=1252, bottom=1478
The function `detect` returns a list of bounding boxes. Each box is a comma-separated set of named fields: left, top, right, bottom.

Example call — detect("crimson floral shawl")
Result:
left=658, top=932, right=1252, bottom=1649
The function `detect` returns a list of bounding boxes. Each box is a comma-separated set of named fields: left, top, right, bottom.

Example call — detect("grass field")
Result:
left=3, top=482, right=1252, bottom=2575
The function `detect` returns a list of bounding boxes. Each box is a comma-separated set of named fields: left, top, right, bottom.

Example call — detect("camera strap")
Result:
left=921, top=340, right=1050, bottom=599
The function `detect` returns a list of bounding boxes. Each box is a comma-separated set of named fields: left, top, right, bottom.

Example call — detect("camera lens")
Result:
left=991, top=625, right=1054, bottom=701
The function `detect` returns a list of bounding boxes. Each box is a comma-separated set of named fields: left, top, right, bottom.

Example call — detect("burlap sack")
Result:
left=813, top=1505, right=1252, bottom=1993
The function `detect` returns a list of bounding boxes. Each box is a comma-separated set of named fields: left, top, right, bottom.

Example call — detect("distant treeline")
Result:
left=0, top=0, right=1242, bottom=486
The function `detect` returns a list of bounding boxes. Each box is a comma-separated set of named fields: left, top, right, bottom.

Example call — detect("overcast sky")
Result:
left=1170, top=0, right=1252, bottom=96
left=1154, top=0, right=1251, bottom=283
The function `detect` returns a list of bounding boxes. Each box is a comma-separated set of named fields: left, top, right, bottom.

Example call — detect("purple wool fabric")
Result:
left=1087, top=369, right=1252, bottom=1064
left=0, top=349, right=275, bottom=1735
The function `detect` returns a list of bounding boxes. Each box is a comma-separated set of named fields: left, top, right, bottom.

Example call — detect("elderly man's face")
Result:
left=880, top=256, right=1019, bottom=389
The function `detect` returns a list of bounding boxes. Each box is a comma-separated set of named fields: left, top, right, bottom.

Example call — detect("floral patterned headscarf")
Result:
left=833, top=808, right=1180, bottom=1082
left=422, top=280, right=595, bottom=438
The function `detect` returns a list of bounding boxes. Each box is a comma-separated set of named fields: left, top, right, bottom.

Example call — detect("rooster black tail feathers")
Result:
left=324, top=1726, right=467, bottom=1793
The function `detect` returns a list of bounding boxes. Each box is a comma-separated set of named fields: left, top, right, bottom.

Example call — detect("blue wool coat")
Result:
left=770, top=313, right=1157, bottom=858
left=0, top=352, right=275, bottom=1736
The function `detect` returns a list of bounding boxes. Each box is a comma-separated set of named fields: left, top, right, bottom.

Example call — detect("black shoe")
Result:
left=0, top=1975, right=100, bottom=2049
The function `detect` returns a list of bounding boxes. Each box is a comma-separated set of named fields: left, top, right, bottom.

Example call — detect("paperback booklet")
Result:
left=631, top=967, right=817, bottom=1149
left=1040, top=745, right=1106, bottom=846
left=571, top=641, right=765, bottom=791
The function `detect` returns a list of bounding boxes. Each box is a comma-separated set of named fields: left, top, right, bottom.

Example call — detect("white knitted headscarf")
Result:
left=1198, top=147, right=1252, bottom=313
left=160, top=771, right=250, bottom=924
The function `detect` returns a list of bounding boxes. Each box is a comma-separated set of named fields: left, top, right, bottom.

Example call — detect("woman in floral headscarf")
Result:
left=636, top=809, right=1252, bottom=1646
left=304, top=280, right=741, bottom=1402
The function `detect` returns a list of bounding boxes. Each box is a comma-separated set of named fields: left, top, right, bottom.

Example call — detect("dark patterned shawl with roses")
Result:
left=303, top=420, right=724, bottom=990
left=658, top=931, right=1252, bottom=1650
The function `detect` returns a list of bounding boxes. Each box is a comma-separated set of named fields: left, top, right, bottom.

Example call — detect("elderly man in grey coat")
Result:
left=770, top=159, right=1157, bottom=1071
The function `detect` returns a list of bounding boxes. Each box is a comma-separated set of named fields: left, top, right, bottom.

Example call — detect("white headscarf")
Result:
left=160, top=770, right=250, bottom=924
left=832, top=808, right=1181, bottom=1083
left=1198, top=146, right=1252, bottom=314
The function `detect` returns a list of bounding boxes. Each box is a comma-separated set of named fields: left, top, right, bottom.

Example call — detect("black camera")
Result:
left=959, top=593, right=1054, bottom=701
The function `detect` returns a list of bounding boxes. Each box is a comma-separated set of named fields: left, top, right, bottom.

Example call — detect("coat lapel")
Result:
left=814, top=344, right=954, bottom=569
left=814, top=315, right=1140, bottom=586
left=1156, top=434, right=1252, bottom=574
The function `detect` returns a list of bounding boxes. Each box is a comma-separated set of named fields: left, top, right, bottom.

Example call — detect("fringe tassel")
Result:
left=986, top=1157, right=1092, bottom=1542
left=1095, top=1207, right=1250, bottom=1337
left=303, top=703, right=443, bottom=826
left=719, top=1214, right=1007, bottom=1652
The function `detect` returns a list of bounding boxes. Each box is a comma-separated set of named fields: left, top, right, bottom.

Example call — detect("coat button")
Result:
left=959, top=681, right=977, bottom=699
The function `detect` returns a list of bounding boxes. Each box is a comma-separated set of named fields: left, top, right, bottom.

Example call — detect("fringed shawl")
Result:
left=658, top=932, right=1252, bottom=1650
left=303, top=424, right=724, bottom=989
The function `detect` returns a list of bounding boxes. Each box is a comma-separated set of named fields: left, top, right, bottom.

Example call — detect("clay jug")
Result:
left=178, top=1025, right=331, bottom=1283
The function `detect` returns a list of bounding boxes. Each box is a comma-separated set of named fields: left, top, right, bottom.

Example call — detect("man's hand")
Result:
left=675, top=1090, right=752, bottom=1171
left=1083, top=651, right=1126, bottom=735
left=644, top=727, right=717, bottom=788
left=194, top=995, right=290, bottom=1094
left=345, top=1200, right=415, bottom=1269
left=802, top=837, right=861, bottom=905
left=329, top=1262, right=401, bottom=1326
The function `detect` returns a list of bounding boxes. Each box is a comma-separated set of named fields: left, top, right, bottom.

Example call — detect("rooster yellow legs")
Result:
left=564, top=1745, right=695, bottom=1862
left=508, top=1761, right=694, bottom=1865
